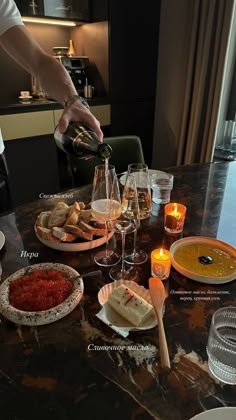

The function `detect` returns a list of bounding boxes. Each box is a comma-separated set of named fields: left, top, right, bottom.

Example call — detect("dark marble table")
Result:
left=0, top=161, right=235, bottom=420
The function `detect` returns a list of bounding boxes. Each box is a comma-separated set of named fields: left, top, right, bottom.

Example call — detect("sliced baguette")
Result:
left=48, top=207, right=69, bottom=228
left=36, top=226, right=61, bottom=242
left=52, top=227, right=77, bottom=242
left=65, top=225, right=93, bottom=241
left=78, top=201, right=86, bottom=210
left=64, top=201, right=81, bottom=226
left=36, top=211, right=51, bottom=228
left=79, top=209, right=92, bottom=223
left=55, top=201, right=69, bottom=210
left=78, top=220, right=106, bottom=237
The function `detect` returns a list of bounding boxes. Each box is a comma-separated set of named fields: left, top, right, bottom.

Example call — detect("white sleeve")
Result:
left=0, top=0, right=23, bottom=37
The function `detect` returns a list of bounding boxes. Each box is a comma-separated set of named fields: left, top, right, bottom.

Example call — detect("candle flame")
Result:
left=173, top=203, right=178, bottom=215
left=160, top=248, right=163, bottom=256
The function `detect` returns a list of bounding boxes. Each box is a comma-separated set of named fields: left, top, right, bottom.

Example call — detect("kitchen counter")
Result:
left=0, top=161, right=235, bottom=420
left=0, top=96, right=110, bottom=115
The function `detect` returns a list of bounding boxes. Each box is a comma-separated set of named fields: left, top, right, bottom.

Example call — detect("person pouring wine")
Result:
left=0, top=0, right=103, bottom=212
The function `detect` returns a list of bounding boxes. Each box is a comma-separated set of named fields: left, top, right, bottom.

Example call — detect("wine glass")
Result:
left=122, top=174, right=148, bottom=265
left=91, top=164, right=122, bottom=267
left=109, top=219, right=137, bottom=281
left=127, top=163, right=152, bottom=220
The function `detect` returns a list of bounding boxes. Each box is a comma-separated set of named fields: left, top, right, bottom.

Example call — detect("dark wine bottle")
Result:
left=54, top=123, right=112, bottom=160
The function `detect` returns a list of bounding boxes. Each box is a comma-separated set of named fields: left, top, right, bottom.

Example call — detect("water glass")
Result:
left=151, top=171, right=174, bottom=204
left=207, top=306, right=236, bottom=384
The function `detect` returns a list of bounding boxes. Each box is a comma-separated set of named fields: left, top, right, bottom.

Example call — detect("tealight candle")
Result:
left=164, top=202, right=187, bottom=234
left=151, top=248, right=171, bottom=280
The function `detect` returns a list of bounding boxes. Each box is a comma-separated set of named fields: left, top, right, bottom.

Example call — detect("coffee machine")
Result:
left=56, top=56, right=90, bottom=96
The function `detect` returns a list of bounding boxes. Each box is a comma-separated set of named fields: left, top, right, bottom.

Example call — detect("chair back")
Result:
left=70, top=135, right=145, bottom=186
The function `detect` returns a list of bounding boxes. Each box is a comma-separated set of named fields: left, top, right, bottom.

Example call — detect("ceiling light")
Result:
left=22, top=17, right=76, bottom=26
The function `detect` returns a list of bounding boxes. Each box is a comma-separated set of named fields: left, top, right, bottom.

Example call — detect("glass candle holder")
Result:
left=151, top=248, right=171, bottom=280
left=164, top=203, right=187, bottom=234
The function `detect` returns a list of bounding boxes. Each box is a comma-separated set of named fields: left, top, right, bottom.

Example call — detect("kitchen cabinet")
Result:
left=16, top=0, right=90, bottom=21
left=0, top=104, right=111, bottom=205
left=0, top=111, right=59, bottom=207
left=15, top=1, right=44, bottom=17
left=44, top=0, right=90, bottom=21
left=4, top=135, right=60, bottom=207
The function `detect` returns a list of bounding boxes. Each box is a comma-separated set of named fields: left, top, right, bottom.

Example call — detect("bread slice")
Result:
left=65, top=225, right=93, bottom=241
left=52, top=227, right=77, bottom=242
left=78, top=201, right=86, bottom=210
left=93, top=220, right=113, bottom=231
left=36, top=226, right=61, bottom=242
left=48, top=207, right=69, bottom=228
left=55, top=202, right=69, bottom=210
left=78, top=220, right=106, bottom=237
left=79, top=209, right=92, bottom=223
left=64, top=202, right=81, bottom=226
left=36, top=211, right=51, bottom=228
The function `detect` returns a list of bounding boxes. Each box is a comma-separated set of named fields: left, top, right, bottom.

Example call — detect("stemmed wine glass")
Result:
left=122, top=174, right=148, bottom=265
left=127, top=163, right=152, bottom=220
left=91, top=164, right=122, bottom=267
left=109, top=175, right=138, bottom=281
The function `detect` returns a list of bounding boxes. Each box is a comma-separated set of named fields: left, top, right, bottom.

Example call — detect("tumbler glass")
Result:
left=207, top=306, right=236, bottom=384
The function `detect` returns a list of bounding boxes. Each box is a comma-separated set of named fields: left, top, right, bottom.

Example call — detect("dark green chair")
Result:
left=70, top=135, right=145, bottom=186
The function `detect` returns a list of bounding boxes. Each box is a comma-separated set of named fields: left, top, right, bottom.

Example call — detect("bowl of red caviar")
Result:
left=0, top=263, right=84, bottom=325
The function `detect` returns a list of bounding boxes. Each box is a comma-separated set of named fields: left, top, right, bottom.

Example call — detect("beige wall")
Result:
left=71, top=21, right=109, bottom=95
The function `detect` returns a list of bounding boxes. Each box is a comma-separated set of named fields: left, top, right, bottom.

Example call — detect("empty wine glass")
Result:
left=122, top=174, right=148, bottom=264
left=109, top=219, right=137, bottom=281
left=91, top=164, right=122, bottom=267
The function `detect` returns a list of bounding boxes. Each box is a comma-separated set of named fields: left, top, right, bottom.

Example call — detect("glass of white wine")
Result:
left=91, top=164, right=122, bottom=267
left=122, top=174, right=148, bottom=265
left=127, top=163, right=152, bottom=220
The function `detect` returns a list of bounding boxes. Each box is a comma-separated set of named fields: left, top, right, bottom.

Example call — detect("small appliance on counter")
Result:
left=55, top=56, right=90, bottom=96
left=18, top=90, right=33, bottom=104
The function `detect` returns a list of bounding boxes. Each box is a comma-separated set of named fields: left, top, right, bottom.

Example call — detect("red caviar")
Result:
left=9, top=270, right=73, bottom=311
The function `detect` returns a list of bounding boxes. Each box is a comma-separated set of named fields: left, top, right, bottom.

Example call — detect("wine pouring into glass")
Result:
left=91, top=164, right=122, bottom=267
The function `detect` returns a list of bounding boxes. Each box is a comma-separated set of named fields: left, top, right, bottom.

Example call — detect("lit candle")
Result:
left=151, top=248, right=171, bottom=280
left=164, top=202, right=187, bottom=234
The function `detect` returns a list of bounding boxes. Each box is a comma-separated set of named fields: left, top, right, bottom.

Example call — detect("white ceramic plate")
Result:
left=189, top=407, right=236, bottom=420
left=119, top=169, right=160, bottom=187
left=0, top=230, right=5, bottom=250
left=170, top=236, right=236, bottom=285
left=0, top=263, right=84, bottom=326
left=35, top=225, right=113, bottom=252
left=98, top=280, right=158, bottom=331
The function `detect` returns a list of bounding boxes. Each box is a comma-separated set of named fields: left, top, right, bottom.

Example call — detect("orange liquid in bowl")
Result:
left=174, top=244, right=236, bottom=277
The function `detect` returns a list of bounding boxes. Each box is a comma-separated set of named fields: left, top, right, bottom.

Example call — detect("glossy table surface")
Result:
left=0, top=161, right=236, bottom=420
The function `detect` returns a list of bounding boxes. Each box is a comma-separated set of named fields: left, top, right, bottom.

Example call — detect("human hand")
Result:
left=58, top=99, right=103, bottom=141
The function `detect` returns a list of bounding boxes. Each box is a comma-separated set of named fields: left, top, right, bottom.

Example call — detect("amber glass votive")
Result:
left=164, top=202, right=187, bottom=234
left=151, top=248, right=171, bottom=280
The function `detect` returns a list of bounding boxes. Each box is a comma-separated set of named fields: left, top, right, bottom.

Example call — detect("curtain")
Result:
left=152, top=0, right=236, bottom=168
left=177, top=0, right=235, bottom=165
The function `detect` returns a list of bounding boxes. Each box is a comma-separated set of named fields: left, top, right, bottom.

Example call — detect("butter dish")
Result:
left=96, top=280, right=158, bottom=337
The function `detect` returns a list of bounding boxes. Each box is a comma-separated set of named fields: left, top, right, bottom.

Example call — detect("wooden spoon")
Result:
left=149, top=277, right=170, bottom=370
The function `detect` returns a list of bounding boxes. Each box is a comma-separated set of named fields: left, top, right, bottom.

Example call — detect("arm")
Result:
left=0, top=25, right=103, bottom=140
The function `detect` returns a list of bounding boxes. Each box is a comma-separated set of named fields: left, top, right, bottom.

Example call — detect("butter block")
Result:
left=107, top=284, right=153, bottom=327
